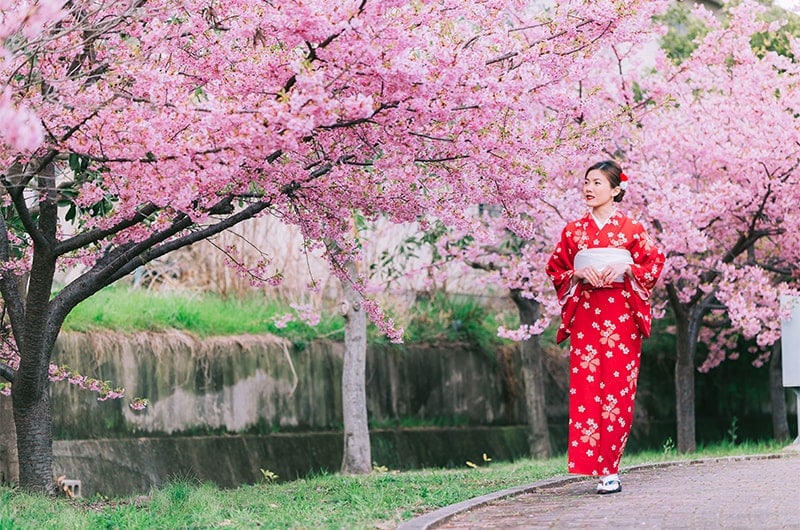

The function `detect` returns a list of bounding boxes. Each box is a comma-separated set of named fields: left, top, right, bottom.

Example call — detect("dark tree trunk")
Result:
left=670, top=299, right=699, bottom=454
left=12, top=389, right=53, bottom=493
left=770, top=340, right=791, bottom=442
left=673, top=315, right=696, bottom=453
left=510, top=290, right=551, bottom=458
left=13, top=282, right=57, bottom=494
left=0, top=156, right=272, bottom=492
left=10, top=165, right=59, bottom=493
left=340, top=261, right=371, bottom=475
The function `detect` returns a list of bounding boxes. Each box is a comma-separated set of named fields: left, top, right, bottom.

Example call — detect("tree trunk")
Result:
left=0, top=395, right=18, bottom=485
left=672, top=305, right=697, bottom=454
left=13, top=388, right=54, bottom=493
left=340, top=261, right=371, bottom=475
left=510, top=290, right=551, bottom=458
left=12, top=264, right=58, bottom=493
left=9, top=161, right=60, bottom=493
left=770, top=340, right=791, bottom=442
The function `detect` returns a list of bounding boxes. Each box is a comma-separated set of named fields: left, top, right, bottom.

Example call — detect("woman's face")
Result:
left=583, top=169, right=618, bottom=208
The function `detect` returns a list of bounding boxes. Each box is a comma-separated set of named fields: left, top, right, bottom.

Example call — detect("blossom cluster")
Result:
left=48, top=364, right=149, bottom=410
left=0, top=0, right=675, bottom=420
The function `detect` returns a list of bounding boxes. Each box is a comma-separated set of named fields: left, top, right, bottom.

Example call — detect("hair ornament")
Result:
left=619, top=172, right=629, bottom=190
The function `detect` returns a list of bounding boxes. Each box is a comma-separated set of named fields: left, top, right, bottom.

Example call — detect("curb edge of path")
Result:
left=395, top=448, right=800, bottom=530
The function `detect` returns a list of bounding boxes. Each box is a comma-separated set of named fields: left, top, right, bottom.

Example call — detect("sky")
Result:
left=775, top=0, right=800, bottom=13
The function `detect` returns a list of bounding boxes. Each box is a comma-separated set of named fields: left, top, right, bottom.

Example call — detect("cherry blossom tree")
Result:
left=340, top=258, right=371, bottom=474
left=615, top=1, right=800, bottom=452
left=463, top=0, right=800, bottom=456
left=434, top=159, right=582, bottom=459
left=432, top=34, right=669, bottom=453
left=0, top=0, right=666, bottom=492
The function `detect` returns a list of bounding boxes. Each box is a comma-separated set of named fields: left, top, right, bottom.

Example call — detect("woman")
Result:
left=546, top=160, right=664, bottom=494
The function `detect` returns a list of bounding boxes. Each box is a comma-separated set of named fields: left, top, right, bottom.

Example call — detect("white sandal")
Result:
left=596, top=475, right=622, bottom=494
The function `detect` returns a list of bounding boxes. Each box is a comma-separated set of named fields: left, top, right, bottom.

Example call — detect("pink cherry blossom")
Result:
left=0, top=0, right=676, bottom=489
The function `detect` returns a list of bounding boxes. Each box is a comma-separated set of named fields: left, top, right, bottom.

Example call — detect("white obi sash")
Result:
left=574, top=248, right=633, bottom=283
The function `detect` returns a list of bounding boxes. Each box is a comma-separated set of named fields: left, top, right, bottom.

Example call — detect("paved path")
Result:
left=398, top=452, right=800, bottom=529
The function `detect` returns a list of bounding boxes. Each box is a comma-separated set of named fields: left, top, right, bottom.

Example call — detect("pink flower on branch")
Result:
left=0, top=1, right=672, bottom=494
left=600, top=0, right=800, bottom=377
left=47, top=363, right=146, bottom=408
left=0, top=1, right=700, bottom=500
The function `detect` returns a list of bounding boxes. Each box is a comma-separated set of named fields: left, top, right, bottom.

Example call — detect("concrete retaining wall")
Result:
left=53, top=427, right=530, bottom=496
left=50, top=331, right=534, bottom=438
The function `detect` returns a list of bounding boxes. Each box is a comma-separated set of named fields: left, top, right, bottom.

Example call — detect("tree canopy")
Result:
left=0, top=0, right=666, bottom=492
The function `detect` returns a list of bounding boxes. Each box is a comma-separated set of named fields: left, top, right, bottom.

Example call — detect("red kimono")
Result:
left=546, top=210, right=664, bottom=476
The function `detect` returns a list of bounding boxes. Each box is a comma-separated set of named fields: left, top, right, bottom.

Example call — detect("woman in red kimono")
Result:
left=546, top=160, right=664, bottom=494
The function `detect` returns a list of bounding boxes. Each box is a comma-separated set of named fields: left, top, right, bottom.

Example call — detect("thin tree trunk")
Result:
left=770, top=340, right=791, bottom=442
left=510, top=290, right=551, bottom=458
left=672, top=305, right=697, bottom=454
left=340, top=261, right=371, bottom=475
left=0, top=396, right=18, bottom=485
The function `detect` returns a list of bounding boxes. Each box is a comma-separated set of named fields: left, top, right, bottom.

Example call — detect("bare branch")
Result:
left=47, top=199, right=271, bottom=342
left=555, top=21, right=613, bottom=56
left=1, top=168, right=48, bottom=249
left=414, top=155, right=468, bottom=163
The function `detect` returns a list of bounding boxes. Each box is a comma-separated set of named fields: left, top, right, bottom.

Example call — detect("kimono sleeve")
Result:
left=628, top=223, right=665, bottom=300
left=545, top=225, right=576, bottom=304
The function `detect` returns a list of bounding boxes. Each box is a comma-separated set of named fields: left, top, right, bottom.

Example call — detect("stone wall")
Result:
left=41, top=331, right=547, bottom=496
left=50, top=331, right=538, bottom=438
left=53, top=427, right=530, bottom=497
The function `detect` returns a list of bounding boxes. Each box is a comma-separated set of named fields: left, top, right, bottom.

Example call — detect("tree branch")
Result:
left=556, top=21, right=613, bottom=57
left=107, top=201, right=272, bottom=285
left=47, top=199, right=272, bottom=338
left=0, top=362, right=16, bottom=384
left=666, top=283, right=688, bottom=318
left=409, top=131, right=455, bottom=142
left=414, top=155, right=468, bottom=163
left=0, top=173, right=46, bottom=249
left=55, top=202, right=161, bottom=256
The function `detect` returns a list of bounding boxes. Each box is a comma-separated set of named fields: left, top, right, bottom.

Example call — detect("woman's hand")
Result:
left=575, top=263, right=630, bottom=288
left=574, top=266, right=606, bottom=288
left=599, top=263, right=630, bottom=285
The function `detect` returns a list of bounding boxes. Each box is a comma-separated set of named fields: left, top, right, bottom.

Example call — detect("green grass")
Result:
left=62, top=287, right=514, bottom=350
left=62, top=287, right=346, bottom=340
left=0, top=441, right=786, bottom=529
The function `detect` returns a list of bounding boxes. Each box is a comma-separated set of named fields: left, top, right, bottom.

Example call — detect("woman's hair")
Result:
left=585, top=160, right=625, bottom=203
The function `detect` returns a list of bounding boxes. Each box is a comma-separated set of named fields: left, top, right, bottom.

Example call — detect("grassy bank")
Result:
left=0, top=441, right=786, bottom=529
left=62, top=287, right=346, bottom=339
left=62, top=286, right=513, bottom=348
